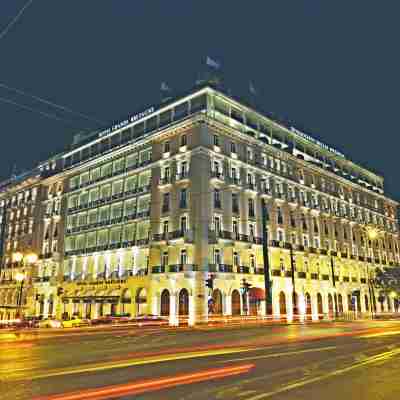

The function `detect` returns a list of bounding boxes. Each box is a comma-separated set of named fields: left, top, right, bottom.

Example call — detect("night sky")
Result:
left=1, top=1, right=399, bottom=199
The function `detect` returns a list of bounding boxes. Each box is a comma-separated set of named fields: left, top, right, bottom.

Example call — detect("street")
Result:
left=1, top=320, right=400, bottom=399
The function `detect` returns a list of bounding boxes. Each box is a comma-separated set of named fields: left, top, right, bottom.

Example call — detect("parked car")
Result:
left=90, top=314, right=131, bottom=326
left=38, top=319, right=62, bottom=328
left=61, top=317, right=89, bottom=328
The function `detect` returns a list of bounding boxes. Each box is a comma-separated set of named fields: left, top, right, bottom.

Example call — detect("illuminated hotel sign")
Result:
left=98, top=107, right=155, bottom=138
left=290, top=127, right=345, bottom=158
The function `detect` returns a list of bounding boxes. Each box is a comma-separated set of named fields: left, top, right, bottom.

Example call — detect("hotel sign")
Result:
left=98, top=107, right=155, bottom=138
left=290, top=127, right=345, bottom=158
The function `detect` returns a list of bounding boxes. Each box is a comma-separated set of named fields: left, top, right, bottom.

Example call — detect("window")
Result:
left=233, top=220, right=239, bottom=238
left=277, top=207, right=283, bottom=225
left=214, top=189, right=221, bottom=208
left=180, top=249, right=187, bottom=265
left=163, top=220, right=169, bottom=235
left=163, top=166, right=170, bottom=183
left=164, top=141, right=170, bottom=154
left=180, top=161, right=188, bottom=178
left=233, top=251, right=240, bottom=267
left=303, top=235, right=309, bottom=248
left=248, top=198, right=255, bottom=217
left=232, top=193, right=239, bottom=213
left=214, top=248, right=221, bottom=265
left=162, top=193, right=170, bottom=212
left=162, top=251, right=168, bottom=266
left=180, top=188, right=187, bottom=208
left=213, top=135, right=219, bottom=147
left=249, top=224, right=255, bottom=239
left=180, top=216, right=187, bottom=233
left=277, top=229, right=284, bottom=242
left=314, top=237, right=320, bottom=248
left=231, top=142, right=236, bottom=154
left=180, top=134, right=187, bottom=147
left=214, top=216, right=221, bottom=234
left=250, top=254, right=256, bottom=269
left=290, top=211, right=296, bottom=228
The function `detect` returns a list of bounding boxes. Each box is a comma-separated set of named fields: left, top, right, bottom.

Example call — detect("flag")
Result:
left=206, top=56, right=221, bottom=70
left=160, top=82, right=171, bottom=92
left=249, top=81, right=257, bottom=95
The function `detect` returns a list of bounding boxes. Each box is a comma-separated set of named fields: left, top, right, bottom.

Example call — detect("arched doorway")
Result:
left=328, top=294, right=334, bottom=317
left=338, top=294, right=343, bottom=313
left=317, top=293, right=323, bottom=317
left=160, top=289, right=170, bottom=316
left=279, top=292, right=286, bottom=317
left=136, top=288, right=148, bottom=315
left=212, top=289, right=223, bottom=315
left=121, top=289, right=131, bottom=315
left=248, top=288, right=264, bottom=316
left=178, top=289, right=189, bottom=316
left=347, top=294, right=353, bottom=311
left=305, top=293, right=312, bottom=319
left=231, top=290, right=241, bottom=315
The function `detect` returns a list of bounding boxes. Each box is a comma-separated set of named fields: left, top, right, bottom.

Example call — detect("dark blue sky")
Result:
left=1, top=1, right=399, bottom=198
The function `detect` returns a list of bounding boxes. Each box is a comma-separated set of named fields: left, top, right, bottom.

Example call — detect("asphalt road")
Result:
left=1, top=320, right=400, bottom=400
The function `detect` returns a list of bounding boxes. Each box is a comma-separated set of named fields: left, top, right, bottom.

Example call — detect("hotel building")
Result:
left=0, top=84, right=399, bottom=324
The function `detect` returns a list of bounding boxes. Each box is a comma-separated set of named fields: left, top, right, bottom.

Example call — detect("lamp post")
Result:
left=261, top=199, right=272, bottom=316
left=12, top=251, right=38, bottom=320
left=330, top=252, right=339, bottom=318
left=362, top=225, right=383, bottom=316
left=15, top=272, right=25, bottom=319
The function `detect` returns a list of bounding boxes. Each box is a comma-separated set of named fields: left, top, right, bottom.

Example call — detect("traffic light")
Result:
left=206, top=276, right=214, bottom=289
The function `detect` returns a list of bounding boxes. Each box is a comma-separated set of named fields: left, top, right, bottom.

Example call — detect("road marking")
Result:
left=19, top=346, right=263, bottom=381
left=359, top=330, right=400, bottom=338
left=220, top=346, right=336, bottom=363
left=243, top=348, right=400, bottom=400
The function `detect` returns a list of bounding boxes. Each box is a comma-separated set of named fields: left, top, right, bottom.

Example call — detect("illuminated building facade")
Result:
left=0, top=84, right=399, bottom=324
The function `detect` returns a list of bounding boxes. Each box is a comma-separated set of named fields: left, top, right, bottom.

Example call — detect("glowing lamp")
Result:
left=15, top=272, right=25, bottom=282
left=12, top=252, right=23, bottom=263
left=25, top=253, right=38, bottom=264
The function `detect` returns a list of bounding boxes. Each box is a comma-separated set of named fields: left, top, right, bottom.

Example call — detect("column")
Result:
left=152, top=295, right=159, bottom=316
left=169, top=292, right=179, bottom=326
left=311, top=294, right=319, bottom=321
left=188, top=293, right=196, bottom=326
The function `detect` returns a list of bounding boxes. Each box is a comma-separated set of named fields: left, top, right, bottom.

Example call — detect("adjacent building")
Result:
left=0, top=83, right=399, bottom=324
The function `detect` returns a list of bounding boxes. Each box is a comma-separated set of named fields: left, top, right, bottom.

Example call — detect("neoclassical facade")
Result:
left=0, top=84, right=399, bottom=324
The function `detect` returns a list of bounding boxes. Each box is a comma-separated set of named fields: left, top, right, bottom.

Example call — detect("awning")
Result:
left=249, top=288, right=265, bottom=301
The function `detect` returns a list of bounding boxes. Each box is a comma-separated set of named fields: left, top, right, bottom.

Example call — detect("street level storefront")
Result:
left=59, top=277, right=151, bottom=319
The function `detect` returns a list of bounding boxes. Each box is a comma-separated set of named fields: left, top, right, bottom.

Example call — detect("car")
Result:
left=38, top=319, right=62, bottom=328
left=61, top=317, right=89, bottom=328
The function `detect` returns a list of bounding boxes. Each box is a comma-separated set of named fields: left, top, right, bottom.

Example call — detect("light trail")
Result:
left=0, top=0, right=34, bottom=42
left=32, top=364, right=255, bottom=400
left=24, top=346, right=260, bottom=381
left=359, top=330, right=400, bottom=338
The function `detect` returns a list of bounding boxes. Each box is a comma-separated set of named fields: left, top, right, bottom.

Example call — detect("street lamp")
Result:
left=12, top=252, right=23, bottom=264
left=362, top=224, right=384, bottom=316
left=15, top=272, right=25, bottom=319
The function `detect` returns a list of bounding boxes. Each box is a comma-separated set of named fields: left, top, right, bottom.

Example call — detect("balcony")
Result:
left=152, top=266, right=165, bottom=274
left=297, top=271, right=307, bottom=279
left=176, top=172, right=189, bottom=181
left=271, top=269, right=281, bottom=277
left=33, top=276, right=51, bottom=283
left=210, top=171, right=224, bottom=182
left=321, top=274, right=330, bottom=281
left=168, top=264, right=184, bottom=273
left=360, top=278, right=367, bottom=284
left=159, top=176, right=172, bottom=186
left=284, top=270, right=292, bottom=278
left=227, top=177, right=241, bottom=187
left=343, top=276, right=350, bottom=282
left=254, top=268, right=264, bottom=275
left=310, top=273, right=319, bottom=280
left=245, top=183, right=257, bottom=192
left=237, top=266, right=250, bottom=274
